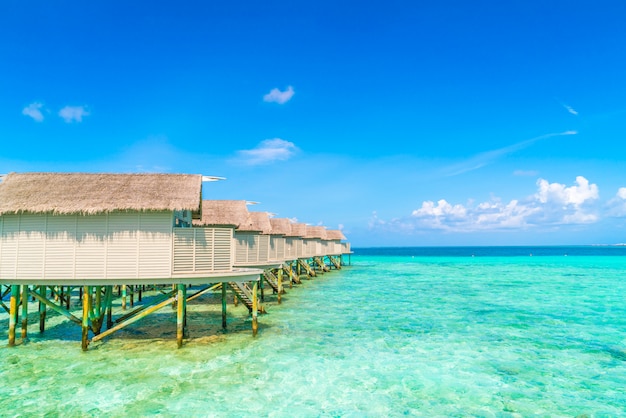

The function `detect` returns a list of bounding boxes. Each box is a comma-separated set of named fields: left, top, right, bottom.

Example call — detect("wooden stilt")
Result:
left=65, top=286, right=71, bottom=310
left=8, top=285, right=19, bottom=347
left=106, top=286, right=113, bottom=329
left=176, top=284, right=186, bottom=348
left=121, top=285, right=127, bottom=310
left=81, top=286, right=90, bottom=351
left=260, top=275, right=265, bottom=302
left=20, top=285, right=28, bottom=341
left=277, top=269, right=283, bottom=304
left=221, top=282, right=227, bottom=329
left=183, top=285, right=189, bottom=339
left=89, top=286, right=104, bottom=335
left=252, top=281, right=258, bottom=337
left=39, top=286, right=46, bottom=333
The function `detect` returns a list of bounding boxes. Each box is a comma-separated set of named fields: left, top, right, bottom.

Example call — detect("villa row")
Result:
left=0, top=172, right=351, bottom=350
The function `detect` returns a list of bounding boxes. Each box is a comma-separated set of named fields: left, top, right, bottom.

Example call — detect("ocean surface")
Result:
left=1, top=246, right=626, bottom=417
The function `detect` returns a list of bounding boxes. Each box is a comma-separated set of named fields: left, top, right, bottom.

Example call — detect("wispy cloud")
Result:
left=564, top=104, right=578, bottom=116
left=513, top=169, right=539, bottom=177
left=263, top=86, right=295, bottom=104
left=59, top=105, right=90, bottom=123
left=234, top=138, right=298, bottom=166
left=555, top=97, right=579, bottom=116
left=442, top=131, right=577, bottom=177
left=22, top=102, right=45, bottom=122
left=371, top=176, right=601, bottom=234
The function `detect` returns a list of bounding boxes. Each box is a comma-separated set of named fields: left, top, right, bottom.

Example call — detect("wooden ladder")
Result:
left=262, top=270, right=281, bottom=293
left=313, top=256, right=330, bottom=272
left=328, top=255, right=342, bottom=270
left=228, top=282, right=265, bottom=313
left=298, top=259, right=317, bottom=277
left=282, top=264, right=301, bottom=284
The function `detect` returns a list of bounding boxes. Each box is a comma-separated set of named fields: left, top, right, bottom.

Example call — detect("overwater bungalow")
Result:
left=268, top=217, right=290, bottom=263
left=0, top=173, right=263, bottom=349
left=192, top=200, right=278, bottom=309
left=304, top=225, right=331, bottom=273
left=324, top=229, right=350, bottom=268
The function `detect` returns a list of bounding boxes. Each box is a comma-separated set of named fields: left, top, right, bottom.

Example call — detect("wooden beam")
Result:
left=8, top=285, right=19, bottom=347
left=81, top=286, right=90, bottom=351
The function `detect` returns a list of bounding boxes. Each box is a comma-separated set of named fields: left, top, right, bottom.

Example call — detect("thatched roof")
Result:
left=269, top=218, right=292, bottom=235
left=286, top=222, right=307, bottom=237
left=193, top=200, right=249, bottom=228
left=326, top=229, right=347, bottom=241
left=246, top=212, right=273, bottom=234
left=0, top=172, right=202, bottom=215
left=305, top=225, right=327, bottom=239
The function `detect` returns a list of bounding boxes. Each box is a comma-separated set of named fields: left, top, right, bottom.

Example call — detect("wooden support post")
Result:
left=39, top=286, right=47, bottom=333
left=121, top=285, right=127, bottom=310
left=129, top=285, right=134, bottom=308
left=221, top=282, right=227, bottom=329
left=252, top=282, right=258, bottom=337
left=90, top=286, right=104, bottom=335
left=176, top=284, right=186, bottom=348
left=8, top=285, right=19, bottom=347
left=260, top=273, right=265, bottom=302
left=82, top=286, right=91, bottom=351
left=20, top=285, right=28, bottom=341
left=65, top=286, right=71, bottom=310
left=106, top=286, right=113, bottom=330
left=277, top=269, right=283, bottom=304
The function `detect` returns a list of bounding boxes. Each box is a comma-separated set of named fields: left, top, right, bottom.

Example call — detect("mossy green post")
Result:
left=21, top=285, right=28, bottom=341
left=121, top=285, right=127, bottom=310
left=176, top=284, right=186, bottom=348
left=277, top=268, right=283, bottom=304
left=8, top=285, right=19, bottom=346
left=221, top=282, right=227, bottom=329
left=81, top=286, right=91, bottom=351
left=252, top=281, right=258, bottom=337
left=39, top=286, right=47, bottom=333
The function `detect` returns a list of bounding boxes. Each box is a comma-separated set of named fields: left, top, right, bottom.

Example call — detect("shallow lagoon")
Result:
left=2, top=247, right=626, bottom=417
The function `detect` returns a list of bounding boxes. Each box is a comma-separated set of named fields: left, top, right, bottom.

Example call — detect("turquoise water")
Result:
left=2, top=247, right=626, bottom=416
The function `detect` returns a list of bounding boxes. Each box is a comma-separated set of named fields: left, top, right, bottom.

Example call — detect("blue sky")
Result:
left=2, top=1, right=626, bottom=247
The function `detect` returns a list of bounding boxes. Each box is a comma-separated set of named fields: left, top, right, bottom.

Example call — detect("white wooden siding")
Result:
left=172, top=227, right=233, bottom=274
left=0, top=212, right=173, bottom=281
left=235, top=232, right=268, bottom=264
left=258, top=234, right=269, bottom=262
left=213, top=228, right=233, bottom=271
left=294, top=239, right=303, bottom=258
left=270, top=236, right=285, bottom=261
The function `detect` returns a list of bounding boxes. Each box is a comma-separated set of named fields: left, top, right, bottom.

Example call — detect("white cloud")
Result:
left=606, top=187, right=626, bottom=217
left=263, top=86, right=294, bottom=104
left=373, top=176, right=600, bottom=234
left=535, top=176, right=598, bottom=207
left=59, top=105, right=89, bottom=123
left=235, top=138, right=298, bottom=165
left=22, top=102, right=45, bottom=122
